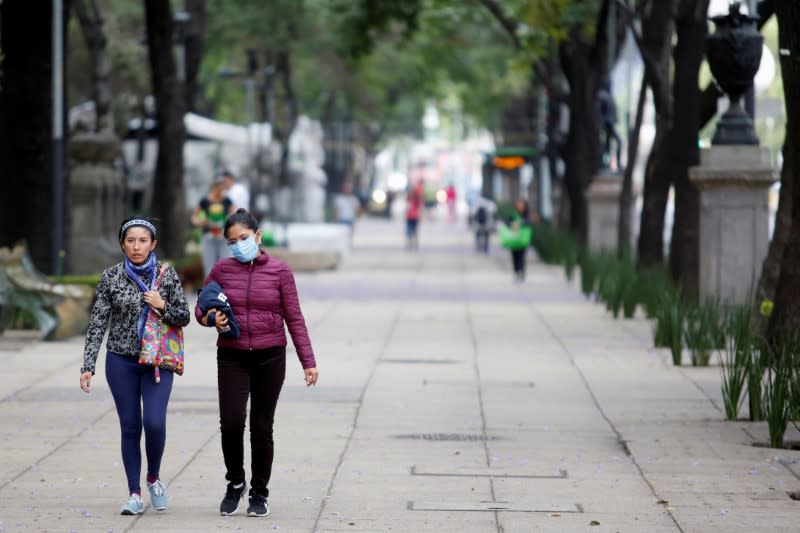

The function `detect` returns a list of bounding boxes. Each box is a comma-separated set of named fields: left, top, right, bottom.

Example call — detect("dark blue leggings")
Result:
left=105, top=351, right=173, bottom=493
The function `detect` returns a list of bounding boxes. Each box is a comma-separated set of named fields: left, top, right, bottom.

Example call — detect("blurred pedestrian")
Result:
left=446, top=183, right=457, bottom=223
left=334, top=182, right=360, bottom=245
left=191, top=177, right=236, bottom=278
left=471, top=196, right=496, bottom=254
left=79, top=217, right=190, bottom=515
left=406, top=180, right=424, bottom=250
left=196, top=209, right=318, bottom=518
left=506, top=199, right=532, bottom=282
left=222, top=171, right=250, bottom=211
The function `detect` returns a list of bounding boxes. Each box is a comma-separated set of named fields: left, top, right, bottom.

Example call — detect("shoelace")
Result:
left=149, top=481, right=164, bottom=497
left=128, top=494, right=143, bottom=505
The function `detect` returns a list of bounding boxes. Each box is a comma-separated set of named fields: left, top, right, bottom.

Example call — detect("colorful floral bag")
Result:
left=139, top=267, right=184, bottom=382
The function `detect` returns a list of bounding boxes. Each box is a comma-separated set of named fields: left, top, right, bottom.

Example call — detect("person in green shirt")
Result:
left=192, top=177, right=236, bottom=277
left=507, top=199, right=531, bottom=282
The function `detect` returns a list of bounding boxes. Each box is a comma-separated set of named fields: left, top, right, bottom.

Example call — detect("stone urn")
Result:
left=706, top=2, right=763, bottom=145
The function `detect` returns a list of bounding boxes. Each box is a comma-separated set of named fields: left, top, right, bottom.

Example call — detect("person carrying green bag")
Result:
left=499, top=199, right=532, bottom=282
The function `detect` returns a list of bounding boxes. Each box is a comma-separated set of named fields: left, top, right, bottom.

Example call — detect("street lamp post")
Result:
left=52, top=0, right=65, bottom=276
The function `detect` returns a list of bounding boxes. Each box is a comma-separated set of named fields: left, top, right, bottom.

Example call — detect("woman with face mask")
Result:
left=79, top=218, right=190, bottom=515
left=195, top=208, right=318, bottom=518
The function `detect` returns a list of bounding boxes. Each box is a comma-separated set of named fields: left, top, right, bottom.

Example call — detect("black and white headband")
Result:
left=120, top=219, right=157, bottom=238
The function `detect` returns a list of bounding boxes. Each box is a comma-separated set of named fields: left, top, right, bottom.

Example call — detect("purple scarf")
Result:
left=124, top=252, right=158, bottom=340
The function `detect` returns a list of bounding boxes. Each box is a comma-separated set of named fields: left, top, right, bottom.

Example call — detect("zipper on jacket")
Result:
left=246, top=260, right=254, bottom=350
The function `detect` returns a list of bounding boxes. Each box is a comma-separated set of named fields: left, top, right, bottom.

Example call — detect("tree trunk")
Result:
left=74, top=0, right=112, bottom=132
left=0, top=0, right=68, bottom=274
left=558, top=0, right=623, bottom=241
left=748, top=0, right=782, bottom=316
left=637, top=126, right=671, bottom=265
left=559, top=38, right=602, bottom=241
left=758, top=133, right=792, bottom=310
left=144, top=0, right=187, bottom=259
left=546, top=85, right=565, bottom=199
left=184, top=0, right=206, bottom=113
left=618, top=75, right=647, bottom=252
left=276, top=49, right=299, bottom=190
left=667, top=0, right=709, bottom=299
left=635, top=0, right=676, bottom=267
left=767, top=1, right=800, bottom=338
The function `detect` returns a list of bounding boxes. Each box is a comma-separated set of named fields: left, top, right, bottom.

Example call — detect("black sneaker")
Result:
left=247, top=492, right=270, bottom=517
left=220, top=482, right=247, bottom=516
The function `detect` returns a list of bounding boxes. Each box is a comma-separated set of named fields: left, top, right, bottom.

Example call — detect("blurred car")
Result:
left=365, top=188, right=394, bottom=218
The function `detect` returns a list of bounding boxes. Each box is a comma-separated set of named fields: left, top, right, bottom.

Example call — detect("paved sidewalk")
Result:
left=0, top=216, right=798, bottom=532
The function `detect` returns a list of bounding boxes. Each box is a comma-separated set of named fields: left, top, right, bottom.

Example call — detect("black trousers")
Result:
left=511, top=248, right=527, bottom=276
left=217, top=346, right=286, bottom=497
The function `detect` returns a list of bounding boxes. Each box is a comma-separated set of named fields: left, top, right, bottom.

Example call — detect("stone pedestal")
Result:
left=689, top=146, right=776, bottom=304
left=69, top=133, right=125, bottom=274
left=586, top=172, right=634, bottom=252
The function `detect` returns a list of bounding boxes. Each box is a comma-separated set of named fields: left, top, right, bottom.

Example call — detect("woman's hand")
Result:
left=144, top=290, right=165, bottom=312
left=201, top=308, right=217, bottom=326
left=80, top=372, right=92, bottom=393
left=304, top=367, right=318, bottom=387
left=214, top=312, right=229, bottom=331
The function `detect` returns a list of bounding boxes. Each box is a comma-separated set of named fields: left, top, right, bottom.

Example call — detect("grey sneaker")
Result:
left=247, top=492, right=269, bottom=517
left=147, top=479, right=168, bottom=511
left=220, top=482, right=247, bottom=516
left=120, top=493, right=144, bottom=515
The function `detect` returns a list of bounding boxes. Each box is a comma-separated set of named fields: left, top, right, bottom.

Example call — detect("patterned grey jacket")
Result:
left=80, top=261, right=190, bottom=374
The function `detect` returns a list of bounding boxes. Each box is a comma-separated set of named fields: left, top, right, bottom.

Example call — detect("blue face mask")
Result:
left=230, top=235, right=259, bottom=263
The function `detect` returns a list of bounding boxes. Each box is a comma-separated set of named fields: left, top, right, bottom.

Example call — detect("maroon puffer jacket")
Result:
left=194, top=252, right=316, bottom=368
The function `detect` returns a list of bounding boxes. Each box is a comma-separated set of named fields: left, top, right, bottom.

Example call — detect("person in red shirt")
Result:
left=445, top=183, right=457, bottom=223
left=406, top=181, right=424, bottom=250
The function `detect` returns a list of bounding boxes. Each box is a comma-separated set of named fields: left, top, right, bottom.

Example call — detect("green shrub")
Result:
left=706, top=297, right=727, bottom=350
left=652, top=286, right=684, bottom=364
left=618, top=256, right=639, bottom=319
left=579, top=250, right=598, bottom=298
left=684, top=298, right=725, bottom=367
left=638, top=267, right=673, bottom=319
left=684, top=304, right=710, bottom=366
left=668, top=296, right=685, bottom=365
left=594, top=252, right=616, bottom=305
left=720, top=306, right=753, bottom=420
left=761, top=336, right=797, bottom=449
left=12, top=308, right=37, bottom=329
left=528, top=223, right=581, bottom=269
left=748, top=343, right=765, bottom=422
left=563, top=237, right=579, bottom=281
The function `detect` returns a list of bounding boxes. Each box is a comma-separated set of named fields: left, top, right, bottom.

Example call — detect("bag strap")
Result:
left=152, top=264, right=169, bottom=290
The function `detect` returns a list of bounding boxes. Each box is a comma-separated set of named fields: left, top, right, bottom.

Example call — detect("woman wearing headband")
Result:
left=79, top=217, right=190, bottom=515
